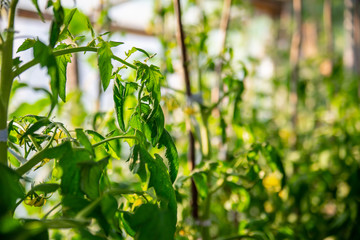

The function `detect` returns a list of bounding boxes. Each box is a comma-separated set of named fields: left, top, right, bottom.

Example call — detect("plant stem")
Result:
left=215, top=0, right=232, bottom=104
left=215, top=235, right=259, bottom=240
left=290, top=0, right=302, bottom=148
left=173, top=0, right=199, bottom=220
left=13, top=46, right=137, bottom=77
left=0, top=0, right=19, bottom=165
left=112, top=54, right=137, bottom=70
left=201, top=172, right=212, bottom=240
left=16, top=130, right=61, bottom=176
left=92, top=135, right=138, bottom=148
left=42, top=202, right=61, bottom=220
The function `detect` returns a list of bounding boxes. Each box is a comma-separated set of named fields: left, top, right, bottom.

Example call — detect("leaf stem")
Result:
left=16, top=131, right=62, bottom=176
left=13, top=46, right=137, bottom=77
left=215, top=235, right=260, bottom=240
left=92, top=135, right=138, bottom=148
left=112, top=54, right=137, bottom=69
left=42, top=202, right=61, bottom=220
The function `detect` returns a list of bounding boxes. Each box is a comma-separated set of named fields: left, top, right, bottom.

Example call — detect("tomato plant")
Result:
left=0, top=1, right=178, bottom=239
left=2, top=0, right=360, bottom=239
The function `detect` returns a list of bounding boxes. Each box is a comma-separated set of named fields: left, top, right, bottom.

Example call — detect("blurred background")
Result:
left=4, top=0, right=360, bottom=239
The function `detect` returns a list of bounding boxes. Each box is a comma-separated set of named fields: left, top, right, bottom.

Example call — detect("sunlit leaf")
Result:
left=158, top=130, right=179, bottom=183
left=192, top=172, right=208, bottom=198
left=123, top=204, right=175, bottom=240
left=78, top=157, right=109, bottom=200
left=59, top=148, right=92, bottom=196
left=31, top=0, right=45, bottom=22
left=97, top=41, right=113, bottom=91
left=55, top=43, right=72, bottom=102
left=76, top=128, right=95, bottom=157
left=113, top=77, right=126, bottom=132
left=17, top=38, right=36, bottom=53
left=0, top=165, right=24, bottom=216
left=28, top=183, right=60, bottom=195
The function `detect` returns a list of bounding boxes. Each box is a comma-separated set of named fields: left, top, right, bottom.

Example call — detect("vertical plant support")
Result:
left=215, top=0, right=232, bottom=103
left=215, top=0, right=232, bottom=157
left=323, top=0, right=333, bottom=62
left=344, top=0, right=360, bottom=96
left=0, top=0, right=19, bottom=165
left=173, top=0, right=199, bottom=220
left=289, top=0, right=302, bottom=146
left=344, top=0, right=359, bottom=73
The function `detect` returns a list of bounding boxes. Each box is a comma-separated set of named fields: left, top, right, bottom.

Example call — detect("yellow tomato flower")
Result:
left=184, top=107, right=196, bottom=115
left=133, top=198, right=143, bottom=209
left=263, top=172, right=281, bottom=192
left=34, top=158, right=51, bottom=170
left=53, top=130, right=65, bottom=143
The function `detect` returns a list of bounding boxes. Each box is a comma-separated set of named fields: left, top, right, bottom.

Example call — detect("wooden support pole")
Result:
left=173, top=0, right=199, bottom=220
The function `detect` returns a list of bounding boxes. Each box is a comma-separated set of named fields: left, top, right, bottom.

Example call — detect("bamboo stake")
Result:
left=289, top=0, right=302, bottom=147
left=173, top=0, right=199, bottom=220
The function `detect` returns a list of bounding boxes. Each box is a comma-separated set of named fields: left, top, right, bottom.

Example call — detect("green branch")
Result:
left=112, top=54, right=137, bottom=69
left=13, top=46, right=137, bottom=77
left=0, top=0, right=20, bottom=165
left=16, top=129, right=58, bottom=176
left=92, top=135, right=138, bottom=148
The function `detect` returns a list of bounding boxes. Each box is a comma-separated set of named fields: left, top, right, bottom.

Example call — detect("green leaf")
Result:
left=76, top=128, right=95, bottom=157
left=28, top=183, right=60, bottom=195
left=33, top=40, right=60, bottom=103
left=113, top=80, right=137, bottom=132
left=147, top=65, right=162, bottom=105
left=16, top=141, right=72, bottom=176
left=49, top=0, right=64, bottom=47
left=19, top=117, right=51, bottom=142
left=8, top=148, right=26, bottom=166
left=134, top=147, right=176, bottom=215
left=87, top=18, right=95, bottom=38
left=129, top=104, right=164, bottom=146
left=33, top=40, right=51, bottom=67
left=150, top=154, right=177, bottom=213
left=123, top=204, right=176, bottom=240
left=0, top=165, right=24, bottom=216
left=192, top=172, right=208, bottom=198
left=125, top=47, right=137, bottom=58
left=100, top=195, right=118, bottom=221
left=78, top=157, right=109, bottom=200
left=17, top=38, right=36, bottom=53
left=86, top=130, right=119, bottom=159
left=31, top=0, right=45, bottom=22
left=158, top=130, right=179, bottom=183
left=128, top=145, right=177, bottom=219
left=136, top=63, right=162, bottom=105
left=109, top=41, right=124, bottom=47
left=47, top=55, right=60, bottom=104
left=126, top=47, right=150, bottom=58
left=78, top=229, right=107, bottom=240
left=58, top=8, right=77, bottom=42
left=127, top=145, right=147, bottom=182
left=62, top=195, right=90, bottom=217
left=113, top=77, right=126, bottom=132
left=135, top=47, right=150, bottom=58
left=59, top=148, right=92, bottom=196
left=55, top=44, right=72, bottom=102
left=146, top=105, right=164, bottom=146
left=97, top=41, right=113, bottom=91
